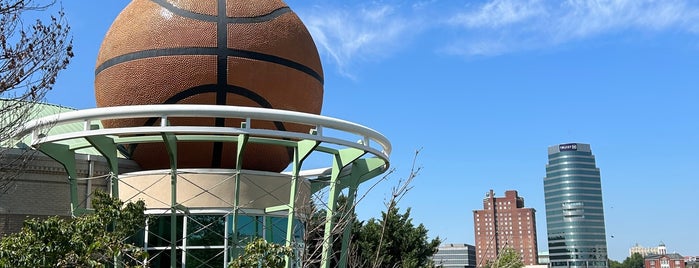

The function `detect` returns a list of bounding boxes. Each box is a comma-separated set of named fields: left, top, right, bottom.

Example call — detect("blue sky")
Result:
left=44, top=0, right=698, bottom=261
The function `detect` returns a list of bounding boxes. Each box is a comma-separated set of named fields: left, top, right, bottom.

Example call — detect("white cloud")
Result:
left=296, top=4, right=418, bottom=78
left=445, top=0, right=699, bottom=56
left=449, top=0, right=547, bottom=28
left=291, top=0, right=699, bottom=73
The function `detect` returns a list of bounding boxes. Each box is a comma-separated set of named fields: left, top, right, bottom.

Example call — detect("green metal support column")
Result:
left=230, top=133, right=249, bottom=259
left=162, top=133, right=178, bottom=268
left=320, top=148, right=365, bottom=268
left=38, top=143, right=82, bottom=216
left=85, top=136, right=119, bottom=197
left=285, top=140, right=319, bottom=268
left=337, top=158, right=387, bottom=268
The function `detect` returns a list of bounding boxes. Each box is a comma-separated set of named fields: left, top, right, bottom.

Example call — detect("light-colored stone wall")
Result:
left=0, top=148, right=140, bottom=235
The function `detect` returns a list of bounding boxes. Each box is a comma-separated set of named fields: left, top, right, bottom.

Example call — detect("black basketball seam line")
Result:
left=110, top=0, right=305, bottom=168
left=94, top=47, right=324, bottom=84
left=134, top=84, right=294, bottom=166
left=211, top=0, right=228, bottom=168
left=140, top=85, right=281, bottom=129
left=150, top=0, right=292, bottom=23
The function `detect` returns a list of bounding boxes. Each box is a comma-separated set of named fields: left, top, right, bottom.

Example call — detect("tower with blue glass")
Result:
left=544, top=143, right=608, bottom=268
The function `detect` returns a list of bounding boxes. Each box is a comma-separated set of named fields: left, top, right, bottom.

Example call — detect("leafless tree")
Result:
left=0, top=0, right=73, bottom=194
left=301, top=149, right=433, bottom=268
left=369, top=149, right=421, bottom=268
left=300, top=165, right=395, bottom=267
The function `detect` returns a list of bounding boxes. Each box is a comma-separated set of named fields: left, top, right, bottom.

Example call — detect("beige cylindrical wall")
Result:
left=118, top=169, right=310, bottom=210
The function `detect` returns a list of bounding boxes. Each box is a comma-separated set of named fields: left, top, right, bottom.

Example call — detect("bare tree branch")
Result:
left=0, top=0, right=72, bottom=194
left=372, top=148, right=422, bottom=268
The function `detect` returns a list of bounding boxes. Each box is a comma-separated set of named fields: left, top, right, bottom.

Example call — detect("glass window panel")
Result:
left=231, top=215, right=263, bottom=244
left=268, top=217, right=288, bottom=244
left=148, top=215, right=184, bottom=248
left=147, top=249, right=183, bottom=267
left=186, top=215, right=226, bottom=247
left=186, top=249, right=225, bottom=268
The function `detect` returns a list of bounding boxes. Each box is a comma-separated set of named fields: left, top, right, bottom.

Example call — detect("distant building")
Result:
left=474, top=189, right=539, bottom=267
left=630, top=242, right=667, bottom=257
left=433, top=243, right=476, bottom=268
left=538, top=251, right=550, bottom=265
left=544, top=143, right=608, bottom=268
left=645, top=253, right=686, bottom=268
left=685, top=256, right=699, bottom=268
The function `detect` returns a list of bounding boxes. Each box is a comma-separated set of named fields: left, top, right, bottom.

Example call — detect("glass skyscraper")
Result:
left=544, top=143, right=608, bottom=268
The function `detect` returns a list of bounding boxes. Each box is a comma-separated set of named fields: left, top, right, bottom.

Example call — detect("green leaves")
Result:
left=0, top=190, right=148, bottom=267
left=229, top=238, right=295, bottom=268
left=483, top=247, right=524, bottom=268
left=609, top=253, right=644, bottom=268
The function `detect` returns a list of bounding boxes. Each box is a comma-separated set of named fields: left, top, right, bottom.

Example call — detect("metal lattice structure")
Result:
left=12, top=104, right=391, bottom=268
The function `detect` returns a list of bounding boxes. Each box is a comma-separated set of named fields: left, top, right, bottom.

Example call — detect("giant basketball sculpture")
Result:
left=95, top=0, right=324, bottom=172
left=11, top=0, right=390, bottom=266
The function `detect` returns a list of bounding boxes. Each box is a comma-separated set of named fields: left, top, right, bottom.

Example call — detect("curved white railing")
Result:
left=14, top=104, right=391, bottom=160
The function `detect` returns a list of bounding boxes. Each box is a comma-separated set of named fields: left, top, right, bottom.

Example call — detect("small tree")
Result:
left=353, top=201, right=441, bottom=268
left=610, top=258, right=623, bottom=268
left=229, top=238, right=295, bottom=268
left=301, top=149, right=440, bottom=267
left=0, top=191, right=147, bottom=267
left=483, top=247, right=524, bottom=268
left=622, top=253, right=645, bottom=268
left=0, top=0, right=73, bottom=193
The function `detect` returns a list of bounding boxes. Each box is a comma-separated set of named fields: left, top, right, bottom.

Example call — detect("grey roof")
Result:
left=645, top=253, right=685, bottom=260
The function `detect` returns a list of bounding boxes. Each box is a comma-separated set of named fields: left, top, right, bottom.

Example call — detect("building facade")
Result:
left=630, top=242, right=667, bottom=257
left=686, top=256, right=699, bottom=268
left=0, top=148, right=140, bottom=235
left=433, top=243, right=476, bottom=268
left=544, top=143, right=608, bottom=268
left=538, top=251, right=550, bottom=265
left=474, top=190, right=538, bottom=267
left=645, top=253, right=686, bottom=268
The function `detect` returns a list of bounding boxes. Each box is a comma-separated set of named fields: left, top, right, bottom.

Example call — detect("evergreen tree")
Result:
left=622, top=253, right=645, bottom=268
left=353, top=200, right=441, bottom=268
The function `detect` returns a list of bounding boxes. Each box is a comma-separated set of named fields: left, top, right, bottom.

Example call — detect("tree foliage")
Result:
left=621, top=253, right=645, bottom=268
left=228, top=238, right=294, bottom=268
left=483, top=247, right=524, bottom=268
left=302, top=194, right=355, bottom=267
left=0, top=0, right=74, bottom=193
left=0, top=191, right=147, bottom=267
left=352, top=200, right=441, bottom=268
left=609, top=253, right=645, bottom=268
left=302, top=149, right=440, bottom=268
left=610, top=258, right=623, bottom=268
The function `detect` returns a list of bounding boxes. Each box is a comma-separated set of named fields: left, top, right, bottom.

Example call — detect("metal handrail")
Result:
left=13, top=104, right=392, bottom=157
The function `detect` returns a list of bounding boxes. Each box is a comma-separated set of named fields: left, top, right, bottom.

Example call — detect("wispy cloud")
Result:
left=445, top=0, right=699, bottom=56
left=292, top=0, right=699, bottom=74
left=449, top=0, right=546, bottom=28
left=296, top=3, right=419, bottom=78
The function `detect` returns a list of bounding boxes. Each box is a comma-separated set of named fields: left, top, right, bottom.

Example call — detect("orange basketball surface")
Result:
left=94, top=0, right=324, bottom=172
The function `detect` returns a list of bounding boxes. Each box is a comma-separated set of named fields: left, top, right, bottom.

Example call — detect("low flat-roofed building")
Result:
left=434, top=243, right=476, bottom=268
